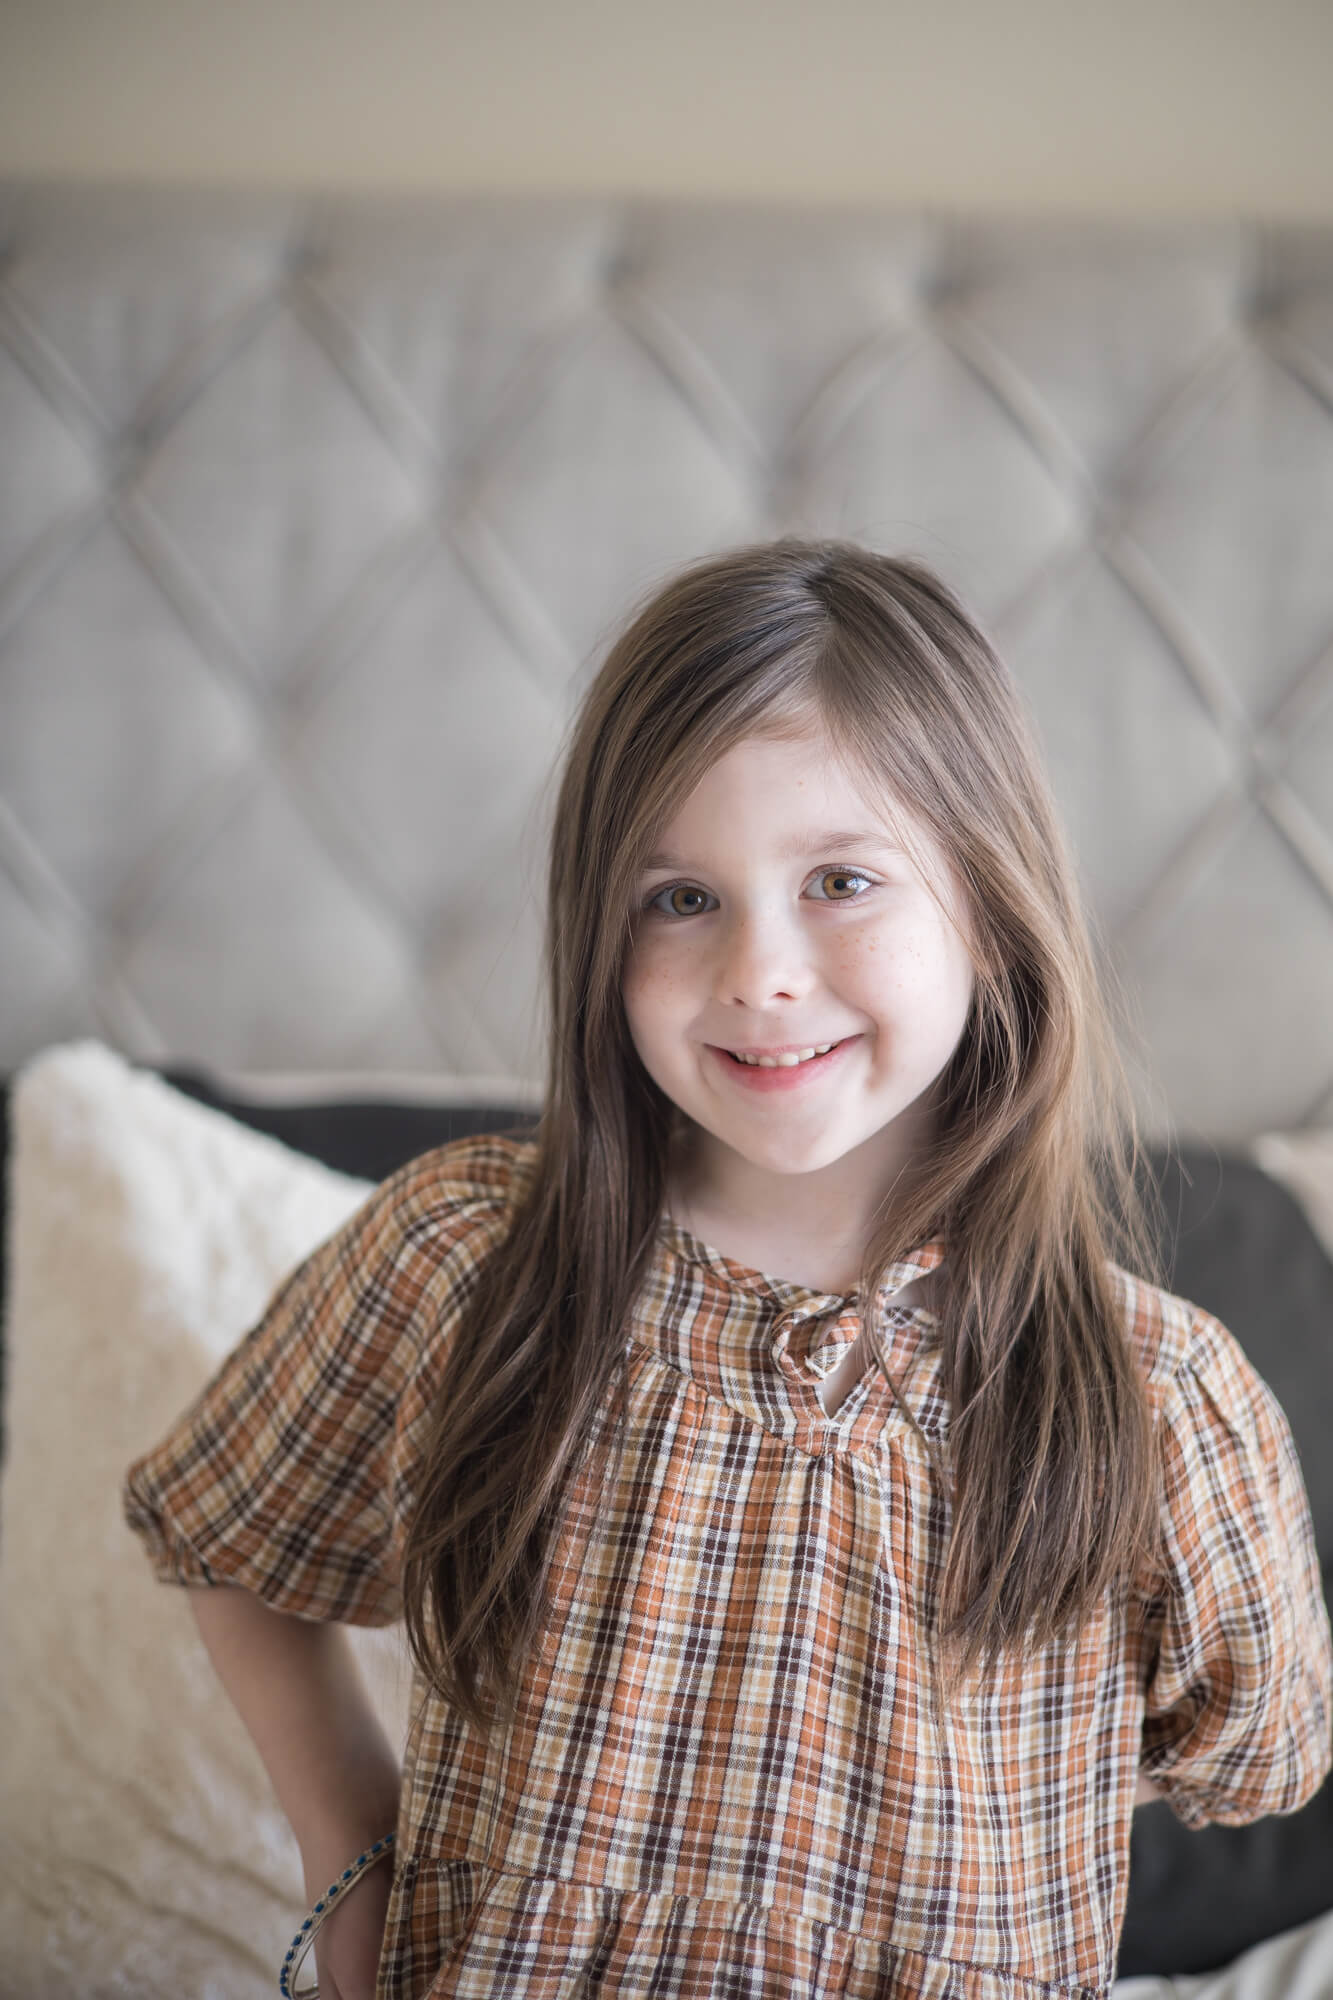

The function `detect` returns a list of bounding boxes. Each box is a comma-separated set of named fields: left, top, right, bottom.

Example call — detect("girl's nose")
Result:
left=713, top=909, right=814, bottom=1008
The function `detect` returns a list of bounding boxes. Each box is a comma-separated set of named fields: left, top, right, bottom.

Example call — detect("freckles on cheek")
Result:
left=623, top=949, right=679, bottom=1012
left=834, top=929, right=890, bottom=988
left=855, top=933, right=934, bottom=1003
left=629, top=923, right=698, bottom=985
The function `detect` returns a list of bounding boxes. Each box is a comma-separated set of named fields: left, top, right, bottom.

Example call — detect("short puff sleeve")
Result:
left=121, top=1135, right=522, bottom=1626
left=1139, top=1306, right=1333, bottom=1827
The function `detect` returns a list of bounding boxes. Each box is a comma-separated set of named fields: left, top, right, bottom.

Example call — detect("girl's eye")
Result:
left=809, top=868, right=873, bottom=902
left=647, top=883, right=718, bottom=918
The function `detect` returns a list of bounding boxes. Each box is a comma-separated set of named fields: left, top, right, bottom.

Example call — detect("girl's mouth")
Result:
left=708, top=1036, right=859, bottom=1091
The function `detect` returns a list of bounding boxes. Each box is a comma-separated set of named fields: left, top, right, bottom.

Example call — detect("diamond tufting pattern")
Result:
left=1, top=184, right=1331, bottom=1141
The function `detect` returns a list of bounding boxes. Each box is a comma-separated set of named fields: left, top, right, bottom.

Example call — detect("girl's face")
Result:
left=621, top=713, right=978, bottom=1197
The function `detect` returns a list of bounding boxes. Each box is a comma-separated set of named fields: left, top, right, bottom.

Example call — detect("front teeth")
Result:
left=734, top=1042, right=836, bottom=1068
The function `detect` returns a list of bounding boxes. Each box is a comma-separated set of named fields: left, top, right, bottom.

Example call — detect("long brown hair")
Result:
left=401, top=536, right=1168, bottom=1728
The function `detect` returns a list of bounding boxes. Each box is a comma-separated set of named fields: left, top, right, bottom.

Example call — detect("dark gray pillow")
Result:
left=1117, top=1146, right=1333, bottom=1976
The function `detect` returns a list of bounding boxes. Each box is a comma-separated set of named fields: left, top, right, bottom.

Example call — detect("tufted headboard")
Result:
left=2, top=184, right=1331, bottom=1144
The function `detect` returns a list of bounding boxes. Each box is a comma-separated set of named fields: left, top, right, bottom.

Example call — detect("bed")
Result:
left=0, top=181, right=1330, bottom=1999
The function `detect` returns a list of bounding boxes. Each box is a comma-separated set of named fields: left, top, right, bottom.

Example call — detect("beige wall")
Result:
left=1, top=0, right=1330, bottom=218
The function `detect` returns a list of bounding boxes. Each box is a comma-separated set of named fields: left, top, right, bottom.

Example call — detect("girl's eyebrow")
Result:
left=641, top=827, right=903, bottom=871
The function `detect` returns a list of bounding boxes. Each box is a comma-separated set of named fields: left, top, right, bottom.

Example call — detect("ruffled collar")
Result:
left=656, top=1210, right=946, bottom=1325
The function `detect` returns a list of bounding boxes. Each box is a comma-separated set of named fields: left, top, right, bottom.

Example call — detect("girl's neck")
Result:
left=665, top=1121, right=936, bottom=1299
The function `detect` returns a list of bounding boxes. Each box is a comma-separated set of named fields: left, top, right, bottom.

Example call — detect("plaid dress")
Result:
left=123, top=1133, right=1333, bottom=2000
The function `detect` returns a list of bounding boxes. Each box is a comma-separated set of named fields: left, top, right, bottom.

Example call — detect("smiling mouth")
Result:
left=722, top=1039, right=847, bottom=1068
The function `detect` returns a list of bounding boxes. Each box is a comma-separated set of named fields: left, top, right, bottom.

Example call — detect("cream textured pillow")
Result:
left=0, top=1040, right=415, bottom=2000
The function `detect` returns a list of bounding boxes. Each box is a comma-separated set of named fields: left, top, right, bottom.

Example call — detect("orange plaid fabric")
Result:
left=123, top=1134, right=1332, bottom=1999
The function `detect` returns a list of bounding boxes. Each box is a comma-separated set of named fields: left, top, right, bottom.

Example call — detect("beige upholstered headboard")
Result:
left=1, top=183, right=1331, bottom=1143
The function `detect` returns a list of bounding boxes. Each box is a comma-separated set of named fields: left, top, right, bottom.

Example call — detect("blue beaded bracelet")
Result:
left=278, top=1831, right=396, bottom=1999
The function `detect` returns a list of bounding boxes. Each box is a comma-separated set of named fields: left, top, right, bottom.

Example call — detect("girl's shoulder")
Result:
left=349, top=1129, right=539, bottom=1273
left=1104, top=1261, right=1199, bottom=1390
left=375, top=1127, right=539, bottom=1225
left=1103, top=1259, right=1270, bottom=1432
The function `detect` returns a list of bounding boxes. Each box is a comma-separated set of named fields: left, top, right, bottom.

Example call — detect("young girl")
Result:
left=124, top=538, right=1332, bottom=2000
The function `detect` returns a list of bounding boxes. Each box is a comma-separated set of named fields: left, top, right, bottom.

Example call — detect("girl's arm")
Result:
left=186, top=1582, right=402, bottom=1869
left=1134, top=1775, right=1160, bottom=1806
